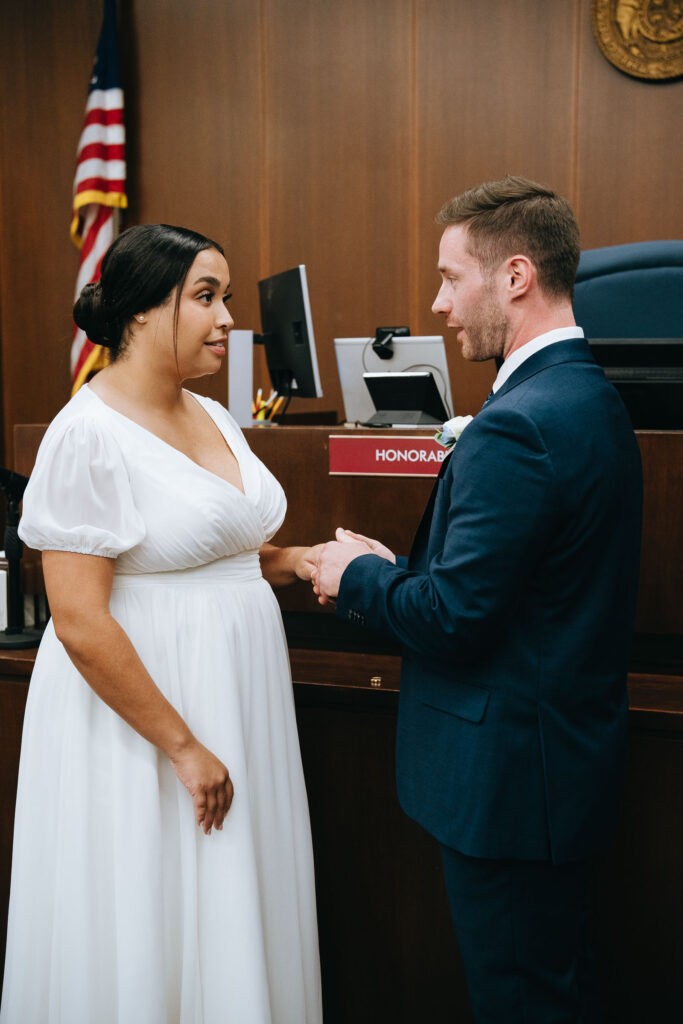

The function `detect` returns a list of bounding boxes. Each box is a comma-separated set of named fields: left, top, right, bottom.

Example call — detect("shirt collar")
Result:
left=492, top=326, right=585, bottom=393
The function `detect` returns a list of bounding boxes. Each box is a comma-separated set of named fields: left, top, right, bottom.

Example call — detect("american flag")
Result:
left=70, top=0, right=127, bottom=394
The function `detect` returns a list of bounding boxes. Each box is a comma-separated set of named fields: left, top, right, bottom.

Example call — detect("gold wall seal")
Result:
left=592, top=0, right=683, bottom=79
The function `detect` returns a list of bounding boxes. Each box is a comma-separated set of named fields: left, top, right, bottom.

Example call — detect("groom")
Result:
left=312, top=177, right=642, bottom=1022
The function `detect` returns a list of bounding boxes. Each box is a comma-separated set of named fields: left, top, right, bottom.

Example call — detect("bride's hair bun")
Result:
left=73, top=281, right=122, bottom=350
left=72, top=224, right=225, bottom=361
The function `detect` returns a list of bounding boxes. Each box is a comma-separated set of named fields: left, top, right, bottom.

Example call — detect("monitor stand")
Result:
left=362, top=410, right=442, bottom=427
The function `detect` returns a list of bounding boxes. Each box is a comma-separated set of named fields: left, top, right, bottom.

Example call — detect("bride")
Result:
left=0, top=224, right=323, bottom=1024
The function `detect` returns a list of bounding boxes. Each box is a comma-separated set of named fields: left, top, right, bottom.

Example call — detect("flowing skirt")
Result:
left=1, top=556, right=322, bottom=1024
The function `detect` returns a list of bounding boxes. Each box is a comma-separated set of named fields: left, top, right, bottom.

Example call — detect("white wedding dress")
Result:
left=0, top=386, right=322, bottom=1024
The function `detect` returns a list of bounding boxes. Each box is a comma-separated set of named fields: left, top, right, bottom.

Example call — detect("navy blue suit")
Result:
left=336, top=338, right=642, bottom=1020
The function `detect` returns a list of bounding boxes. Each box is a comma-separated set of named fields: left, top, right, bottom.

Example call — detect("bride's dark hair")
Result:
left=73, top=224, right=224, bottom=360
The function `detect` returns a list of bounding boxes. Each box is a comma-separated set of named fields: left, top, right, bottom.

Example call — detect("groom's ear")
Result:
left=503, top=254, right=534, bottom=300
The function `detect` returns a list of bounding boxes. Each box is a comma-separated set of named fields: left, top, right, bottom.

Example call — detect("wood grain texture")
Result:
left=576, top=0, right=683, bottom=248
left=14, top=423, right=683, bottom=643
left=295, top=697, right=470, bottom=1023
left=0, top=0, right=103, bottom=453
left=263, top=0, right=415, bottom=421
left=2, top=657, right=683, bottom=1018
left=123, top=0, right=264, bottom=408
left=414, top=0, right=581, bottom=414
left=1, top=0, right=682, bottom=459
left=290, top=648, right=402, bottom=689
left=635, top=433, right=683, bottom=635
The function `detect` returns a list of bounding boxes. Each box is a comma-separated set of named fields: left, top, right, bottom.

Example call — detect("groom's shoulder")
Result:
left=444, top=402, right=550, bottom=479
left=499, top=353, right=613, bottom=423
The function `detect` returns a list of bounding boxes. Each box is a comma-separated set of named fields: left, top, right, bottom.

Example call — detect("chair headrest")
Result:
left=576, top=241, right=683, bottom=282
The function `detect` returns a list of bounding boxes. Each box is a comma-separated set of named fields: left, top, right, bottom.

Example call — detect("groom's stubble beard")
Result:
left=459, top=279, right=511, bottom=364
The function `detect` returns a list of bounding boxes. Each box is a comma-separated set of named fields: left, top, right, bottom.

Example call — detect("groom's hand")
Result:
left=339, top=529, right=396, bottom=564
left=312, top=527, right=393, bottom=604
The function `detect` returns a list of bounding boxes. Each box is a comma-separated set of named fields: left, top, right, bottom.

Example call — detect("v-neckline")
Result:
left=83, top=385, right=249, bottom=498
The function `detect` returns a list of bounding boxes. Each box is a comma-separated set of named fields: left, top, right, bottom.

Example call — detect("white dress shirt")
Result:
left=491, top=326, right=585, bottom=393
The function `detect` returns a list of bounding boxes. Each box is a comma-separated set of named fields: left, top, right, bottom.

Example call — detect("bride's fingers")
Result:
left=224, top=776, right=234, bottom=814
left=195, top=792, right=207, bottom=828
left=214, top=786, right=227, bottom=829
left=202, top=789, right=218, bottom=833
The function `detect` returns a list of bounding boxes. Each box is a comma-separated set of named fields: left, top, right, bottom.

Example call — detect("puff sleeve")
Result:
left=18, top=416, right=146, bottom=558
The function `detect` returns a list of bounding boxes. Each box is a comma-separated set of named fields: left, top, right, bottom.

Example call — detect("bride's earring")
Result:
left=137, top=315, right=145, bottom=323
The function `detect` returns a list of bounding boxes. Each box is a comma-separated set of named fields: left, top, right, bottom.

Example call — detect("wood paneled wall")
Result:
left=1, top=0, right=682, bottom=461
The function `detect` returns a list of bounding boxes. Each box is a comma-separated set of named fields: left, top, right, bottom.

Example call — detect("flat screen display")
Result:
left=258, top=265, right=322, bottom=398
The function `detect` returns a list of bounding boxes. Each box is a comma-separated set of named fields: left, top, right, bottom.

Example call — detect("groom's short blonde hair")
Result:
left=436, top=176, right=581, bottom=300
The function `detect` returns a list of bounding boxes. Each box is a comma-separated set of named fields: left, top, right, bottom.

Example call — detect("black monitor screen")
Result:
left=257, top=265, right=322, bottom=398
left=362, top=371, right=449, bottom=426
left=588, top=338, right=683, bottom=430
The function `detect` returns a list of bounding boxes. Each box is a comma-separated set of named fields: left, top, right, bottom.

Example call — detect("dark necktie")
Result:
left=481, top=389, right=494, bottom=409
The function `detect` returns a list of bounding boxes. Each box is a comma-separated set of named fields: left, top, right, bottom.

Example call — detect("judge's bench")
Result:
left=1, top=424, right=682, bottom=1021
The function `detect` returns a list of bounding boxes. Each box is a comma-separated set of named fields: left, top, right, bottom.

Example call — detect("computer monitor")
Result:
left=257, top=265, right=322, bottom=398
left=334, top=336, right=453, bottom=424
left=588, top=338, right=683, bottom=429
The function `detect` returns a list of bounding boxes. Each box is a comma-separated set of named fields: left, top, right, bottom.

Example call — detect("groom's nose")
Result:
left=432, top=282, right=450, bottom=316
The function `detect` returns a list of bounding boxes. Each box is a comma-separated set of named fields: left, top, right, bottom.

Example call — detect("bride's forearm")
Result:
left=258, top=542, right=312, bottom=586
left=56, top=613, right=194, bottom=758
left=42, top=551, right=193, bottom=758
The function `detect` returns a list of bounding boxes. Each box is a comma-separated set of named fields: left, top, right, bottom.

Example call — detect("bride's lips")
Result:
left=205, top=340, right=226, bottom=355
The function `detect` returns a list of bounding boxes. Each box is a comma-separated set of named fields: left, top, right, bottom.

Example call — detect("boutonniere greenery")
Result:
left=434, top=415, right=474, bottom=450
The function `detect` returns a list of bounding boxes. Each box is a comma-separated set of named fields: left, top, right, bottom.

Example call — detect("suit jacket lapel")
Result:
left=409, top=448, right=452, bottom=565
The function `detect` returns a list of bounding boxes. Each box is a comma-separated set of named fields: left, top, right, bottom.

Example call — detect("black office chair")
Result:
left=573, top=240, right=683, bottom=338
left=572, top=240, right=683, bottom=429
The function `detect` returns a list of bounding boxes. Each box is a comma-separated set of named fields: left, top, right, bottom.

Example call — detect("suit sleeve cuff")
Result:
left=336, top=552, right=387, bottom=629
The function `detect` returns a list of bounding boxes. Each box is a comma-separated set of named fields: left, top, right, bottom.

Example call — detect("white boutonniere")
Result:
left=434, top=415, right=474, bottom=450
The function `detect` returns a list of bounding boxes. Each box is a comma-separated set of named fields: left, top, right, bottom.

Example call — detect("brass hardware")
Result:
left=370, top=676, right=382, bottom=688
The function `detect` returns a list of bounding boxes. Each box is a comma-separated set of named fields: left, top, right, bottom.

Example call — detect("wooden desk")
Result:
left=2, top=425, right=682, bottom=1020
left=2, top=650, right=683, bottom=1021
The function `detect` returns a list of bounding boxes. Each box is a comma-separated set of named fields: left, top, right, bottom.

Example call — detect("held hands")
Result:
left=294, top=543, right=326, bottom=582
left=260, top=537, right=393, bottom=589
left=311, top=528, right=395, bottom=605
left=170, top=736, right=234, bottom=835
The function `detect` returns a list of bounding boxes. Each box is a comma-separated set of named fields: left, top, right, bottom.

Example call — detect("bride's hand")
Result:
left=295, top=543, right=326, bottom=581
left=170, top=738, right=234, bottom=834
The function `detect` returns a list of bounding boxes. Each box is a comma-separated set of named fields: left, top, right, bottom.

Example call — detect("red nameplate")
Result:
left=329, top=434, right=448, bottom=477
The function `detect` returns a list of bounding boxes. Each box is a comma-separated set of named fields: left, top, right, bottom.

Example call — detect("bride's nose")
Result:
left=217, top=304, right=234, bottom=332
